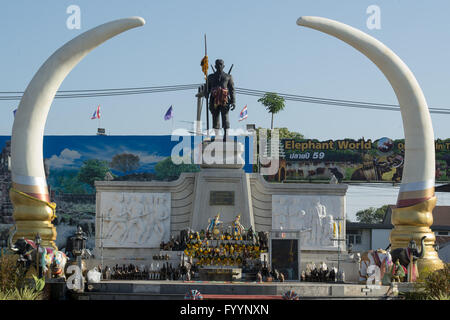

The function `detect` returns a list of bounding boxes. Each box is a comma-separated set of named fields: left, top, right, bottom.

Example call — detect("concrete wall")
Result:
left=438, top=243, right=450, bottom=263
left=95, top=173, right=196, bottom=239
left=94, top=172, right=348, bottom=263
left=249, top=174, right=272, bottom=232
left=350, top=229, right=371, bottom=253
left=249, top=173, right=347, bottom=234
left=94, top=174, right=195, bottom=262
left=190, top=168, right=255, bottom=232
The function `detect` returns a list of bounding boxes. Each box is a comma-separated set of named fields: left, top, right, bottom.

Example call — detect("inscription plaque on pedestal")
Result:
left=210, top=191, right=235, bottom=206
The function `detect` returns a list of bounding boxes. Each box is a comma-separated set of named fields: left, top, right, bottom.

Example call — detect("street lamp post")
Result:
left=330, top=218, right=346, bottom=283
left=35, top=233, right=42, bottom=278
left=72, top=226, right=87, bottom=292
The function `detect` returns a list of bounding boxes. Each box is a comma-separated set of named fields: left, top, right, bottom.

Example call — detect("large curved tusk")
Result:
left=11, top=17, right=145, bottom=202
left=296, top=16, right=434, bottom=208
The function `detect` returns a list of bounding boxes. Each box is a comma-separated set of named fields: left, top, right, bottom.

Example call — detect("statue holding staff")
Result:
left=198, top=59, right=236, bottom=139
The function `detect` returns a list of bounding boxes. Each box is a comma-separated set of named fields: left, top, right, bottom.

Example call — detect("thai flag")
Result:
left=239, top=105, right=248, bottom=121
left=91, top=105, right=100, bottom=119
left=164, top=105, right=173, bottom=120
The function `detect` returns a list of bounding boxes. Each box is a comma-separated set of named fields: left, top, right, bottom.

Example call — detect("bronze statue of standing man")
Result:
left=200, top=59, right=236, bottom=139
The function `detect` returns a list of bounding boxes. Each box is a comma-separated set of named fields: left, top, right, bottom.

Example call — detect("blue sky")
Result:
left=0, top=1, right=449, bottom=140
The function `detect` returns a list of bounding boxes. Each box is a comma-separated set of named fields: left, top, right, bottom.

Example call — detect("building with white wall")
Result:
left=346, top=205, right=450, bottom=262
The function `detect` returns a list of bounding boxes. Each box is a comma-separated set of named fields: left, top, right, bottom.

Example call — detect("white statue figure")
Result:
left=102, top=193, right=119, bottom=238
left=139, top=195, right=156, bottom=244
left=310, top=199, right=326, bottom=246
left=103, top=193, right=128, bottom=242
left=152, top=196, right=170, bottom=243
left=119, top=195, right=136, bottom=243
left=128, top=194, right=147, bottom=243
left=321, top=214, right=336, bottom=247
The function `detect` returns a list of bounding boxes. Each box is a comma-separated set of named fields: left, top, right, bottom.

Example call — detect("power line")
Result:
left=1, top=83, right=450, bottom=114
left=0, top=84, right=202, bottom=100
left=0, top=84, right=202, bottom=94
left=236, top=87, right=450, bottom=114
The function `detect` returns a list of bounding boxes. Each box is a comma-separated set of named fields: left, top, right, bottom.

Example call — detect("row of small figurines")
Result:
left=100, top=263, right=191, bottom=281
left=186, top=238, right=259, bottom=246
left=152, top=253, right=171, bottom=260
left=187, top=231, right=256, bottom=242
left=188, top=250, right=261, bottom=260
left=184, top=242, right=262, bottom=253
left=193, top=255, right=259, bottom=267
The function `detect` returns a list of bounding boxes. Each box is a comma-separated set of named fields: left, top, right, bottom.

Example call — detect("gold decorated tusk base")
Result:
left=390, top=197, right=444, bottom=274
left=10, top=188, right=57, bottom=249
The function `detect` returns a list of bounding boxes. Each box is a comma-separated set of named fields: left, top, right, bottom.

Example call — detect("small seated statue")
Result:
left=206, top=213, right=222, bottom=239
left=232, top=215, right=245, bottom=240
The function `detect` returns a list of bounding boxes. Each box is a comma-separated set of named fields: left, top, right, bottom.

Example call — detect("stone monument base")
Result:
left=200, top=140, right=245, bottom=169
left=74, top=281, right=393, bottom=300
left=93, top=143, right=348, bottom=274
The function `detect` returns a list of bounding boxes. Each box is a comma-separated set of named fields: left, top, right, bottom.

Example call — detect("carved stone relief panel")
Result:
left=272, top=195, right=344, bottom=249
left=99, top=192, right=170, bottom=248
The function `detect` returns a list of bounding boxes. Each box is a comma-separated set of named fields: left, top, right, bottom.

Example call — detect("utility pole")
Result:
left=203, top=34, right=210, bottom=136
left=330, top=217, right=346, bottom=282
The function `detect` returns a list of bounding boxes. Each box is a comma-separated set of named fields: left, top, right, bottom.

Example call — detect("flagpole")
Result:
left=98, top=105, right=101, bottom=131
left=204, top=34, right=210, bottom=138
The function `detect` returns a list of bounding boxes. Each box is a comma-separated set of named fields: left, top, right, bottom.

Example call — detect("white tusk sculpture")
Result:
left=10, top=17, right=145, bottom=248
left=297, top=16, right=443, bottom=272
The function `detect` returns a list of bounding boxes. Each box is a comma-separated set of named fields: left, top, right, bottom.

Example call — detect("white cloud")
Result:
left=75, top=145, right=167, bottom=166
left=135, top=152, right=166, bottom=164
left=46, top=148, right=82, bottom=169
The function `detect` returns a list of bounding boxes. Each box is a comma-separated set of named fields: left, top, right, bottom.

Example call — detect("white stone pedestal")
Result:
left=200, top=140, right=245, bottom=169
left=190, top=141, right=254, bottom=232
left=191, top=167, right=255, bottom=232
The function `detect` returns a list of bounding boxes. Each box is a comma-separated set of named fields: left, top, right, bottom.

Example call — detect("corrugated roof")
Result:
left=435, top=184, right=450, bottom=192
left=347, top=222, right=390, bottom=229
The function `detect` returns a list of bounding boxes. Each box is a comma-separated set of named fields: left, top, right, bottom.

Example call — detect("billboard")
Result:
left=0, top=135, right=254, bottom=195
left=276, top=137, right=450, bottom=182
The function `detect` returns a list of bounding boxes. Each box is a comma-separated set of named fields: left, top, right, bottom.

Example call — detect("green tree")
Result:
left=154, top=157, right=199, bottom=181
left=47, top=169, right=89, bottom=194
left=258, top=92, right=286, bottom=130
left=110, top=152, right=140, bottom=175
left=277, top=127, right=304, bottom=140
left=255, top=127, right=304, bottom=140
left=77, top=159, right=111, bottom=189
left=59, top=171, right=88, bottom=194
left=356, top=205, right=389, bottom=223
